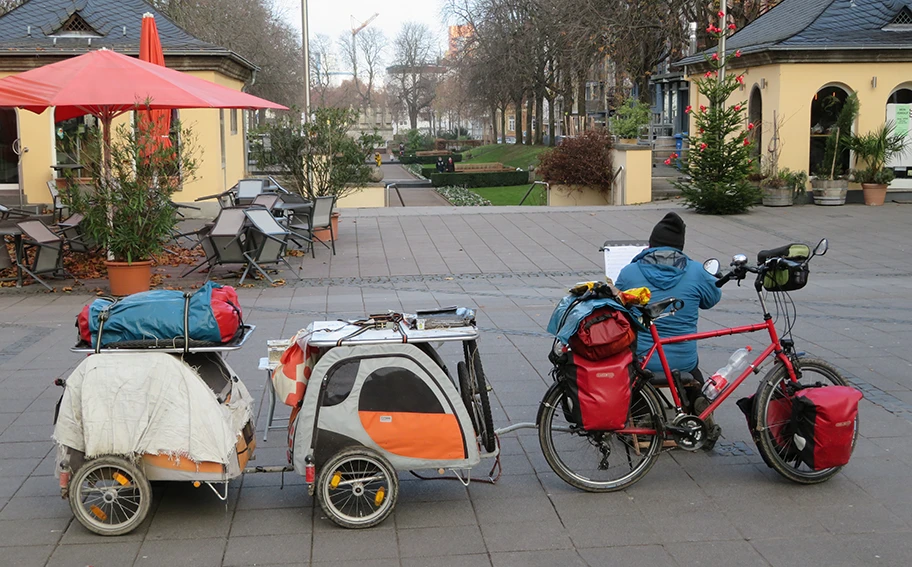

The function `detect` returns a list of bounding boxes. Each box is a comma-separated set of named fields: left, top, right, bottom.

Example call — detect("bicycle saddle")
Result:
left=643, top=297, right=683, bottom=319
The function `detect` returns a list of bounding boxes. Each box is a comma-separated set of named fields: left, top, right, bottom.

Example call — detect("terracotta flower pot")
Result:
left=105, top=260, right=152, bottom=296
left=312, top=211, right=340, bottom=242
left=861, top=183, right=888, bottom=206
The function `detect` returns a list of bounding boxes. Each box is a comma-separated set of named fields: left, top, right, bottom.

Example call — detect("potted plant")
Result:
left=761, top=168, right=808, bottom=207
left=254, top=107, right=381, bottom=240
left=62, top=116, right=198, bottom=295
left=843, top=122, right=908, bottom=206
left=538, top=129, right=617, bottom=205
left=811, top=94, right=859, bottom=206
left=610, top=98, right=650, bottom=144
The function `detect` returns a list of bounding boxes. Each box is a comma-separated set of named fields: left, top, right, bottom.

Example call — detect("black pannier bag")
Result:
left=791, top=386, right=862, bottom=470
left=557, top=349, right=634, bottom=431
left=737, top=394, right=799, bottom=468
left=757, top=243, right=810, bottom=292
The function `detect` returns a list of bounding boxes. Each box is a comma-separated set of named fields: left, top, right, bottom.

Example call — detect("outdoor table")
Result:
left=51, top=163, right=85, bottom=176
left=0, top=224, right=24, bottom=287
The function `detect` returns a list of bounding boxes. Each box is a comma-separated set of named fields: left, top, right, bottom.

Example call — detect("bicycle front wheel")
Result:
left=537, top=382, right=664, bottom=492
left=754, top=358, right=857, bottom=484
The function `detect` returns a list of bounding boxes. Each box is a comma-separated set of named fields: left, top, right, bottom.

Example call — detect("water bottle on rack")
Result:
left=703, top=346, right=753, bottom=401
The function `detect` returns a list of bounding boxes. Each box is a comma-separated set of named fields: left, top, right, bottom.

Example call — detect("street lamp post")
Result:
left=301, top=0, right=311, bottom=124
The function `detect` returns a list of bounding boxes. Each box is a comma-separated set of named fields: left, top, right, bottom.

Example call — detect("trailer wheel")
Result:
left=69, top=455, right=151, bottom=536
left=317, top=447, right=398, bottom=529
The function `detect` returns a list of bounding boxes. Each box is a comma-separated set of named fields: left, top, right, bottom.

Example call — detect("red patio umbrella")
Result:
left=139, top=13, right=171, bottom=150
left=0, top=47, right=287, bottom=166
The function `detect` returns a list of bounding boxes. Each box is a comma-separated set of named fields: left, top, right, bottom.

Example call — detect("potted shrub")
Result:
left=810, top=94, right=859, bottom=206
left=62, top=117, right=198, bottom=295
left=761, top=168, right=808, bottom=207
left=843, top=122, right=908, bottom=206
left=610, top=98, right=650, bottom=143
left=254, top=108, right=381, bottom=240
left=537, top=129, right=616, bottom=205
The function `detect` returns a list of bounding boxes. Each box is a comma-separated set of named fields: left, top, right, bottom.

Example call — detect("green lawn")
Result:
left=471, top=184, right=547, bottom=206
left=461, top=144, right=551, bottom=169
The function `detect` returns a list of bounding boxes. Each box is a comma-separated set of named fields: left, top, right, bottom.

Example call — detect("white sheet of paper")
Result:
left=602, top=241, right=649, bottom=284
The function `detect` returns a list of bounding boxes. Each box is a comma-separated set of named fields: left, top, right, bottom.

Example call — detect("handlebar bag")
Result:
left=758, top=243, right=810, bottom=292
left=791, top=385, right=862, bottom=470
left=568, top=306, right=636, bottom=361
left=558, top=350, right=634, bottom=431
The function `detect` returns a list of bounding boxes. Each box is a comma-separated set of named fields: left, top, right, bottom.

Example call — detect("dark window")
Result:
left=323, top=360, right=359, bottom=406
left=359, top=365, right=444, bottom=413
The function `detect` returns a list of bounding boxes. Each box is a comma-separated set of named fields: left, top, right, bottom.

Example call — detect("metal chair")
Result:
left=181, top=208, right=248, bottom=280
left=46, top=181, right=67, bottom=223
left=235, top=179, right=267, bottom=206
left=241, top=208, right=305, bottom=284
left=289, top=195, right=335, bottom=257
left=56, top=213, right=96, bottom=254
left=250, top=193, right=279, bottom=211
left=16, top=219, right=68, bottom=290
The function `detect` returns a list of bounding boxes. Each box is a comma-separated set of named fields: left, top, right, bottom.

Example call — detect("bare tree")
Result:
left=387, top=22, right=442, bottom=131
left=358, top=27, right=387, bottom=109
left=310, top=33, right=336, bottom=108
left=153, top=0, right=303, bottom=109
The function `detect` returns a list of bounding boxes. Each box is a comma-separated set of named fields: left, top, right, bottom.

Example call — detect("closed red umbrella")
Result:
left=139, top=13, right=171, bottom=150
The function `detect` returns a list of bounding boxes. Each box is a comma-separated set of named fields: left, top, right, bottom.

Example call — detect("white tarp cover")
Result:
left=54, top=352, right=252, bottom=465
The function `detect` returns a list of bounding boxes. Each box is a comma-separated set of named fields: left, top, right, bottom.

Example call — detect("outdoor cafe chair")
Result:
left=16, top=219, right=69, bottom=290
left=288, top=195, right=335, bottom=257
left=180, top=208, right=248, bottom=280
left=249, top=193, right=279, bottom=212
left=46, top=181, right=67, bottom=223
left=241, top=208, right=305, bottom=285
left=56, top=213, right=96, bottom=254
left=235, top=179, right=267, bottom=206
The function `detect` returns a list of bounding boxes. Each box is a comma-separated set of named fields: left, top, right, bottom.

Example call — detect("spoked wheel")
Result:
left=754, top=358, right=856, bottom=484
left=68, top=455, right=151, bottom=536
left=461, top=341, right=496, bottom=453
left=317, top=447, right=398, bottom=529
left=538, top=382, right=664, bottom=492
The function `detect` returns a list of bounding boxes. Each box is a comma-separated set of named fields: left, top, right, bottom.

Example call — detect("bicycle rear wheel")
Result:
left=754, top=358, right=856, bottom=484
left=537, top=381, right=664, bottom=492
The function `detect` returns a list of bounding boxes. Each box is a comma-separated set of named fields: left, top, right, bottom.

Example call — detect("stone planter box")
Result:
left=548, top=184, right=612, bottom=206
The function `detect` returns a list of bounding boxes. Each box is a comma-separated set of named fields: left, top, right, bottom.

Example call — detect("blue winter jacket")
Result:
left=615, top=247, right=722, bottom=373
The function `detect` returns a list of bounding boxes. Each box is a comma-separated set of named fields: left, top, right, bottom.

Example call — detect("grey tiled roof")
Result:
left=0, top=0, right=249, bottom=66
left=677, top=0, right=912, bottom=66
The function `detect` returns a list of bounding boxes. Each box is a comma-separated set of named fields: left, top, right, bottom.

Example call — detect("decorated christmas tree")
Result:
left=671, top=16, right=759, bottom=214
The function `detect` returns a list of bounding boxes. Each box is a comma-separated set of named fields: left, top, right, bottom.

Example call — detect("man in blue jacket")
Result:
left=616, top=212, right=722, bottom=445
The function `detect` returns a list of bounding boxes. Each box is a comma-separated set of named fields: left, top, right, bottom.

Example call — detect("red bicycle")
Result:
left=538, top=238, right=858, bottom=492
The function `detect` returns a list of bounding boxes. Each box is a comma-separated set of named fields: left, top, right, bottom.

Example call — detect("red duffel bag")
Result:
left=568, top=306, right=636, bottom=361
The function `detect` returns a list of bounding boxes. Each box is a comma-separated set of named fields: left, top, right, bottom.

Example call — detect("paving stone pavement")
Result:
left=1, top=202, right=911, bottom=566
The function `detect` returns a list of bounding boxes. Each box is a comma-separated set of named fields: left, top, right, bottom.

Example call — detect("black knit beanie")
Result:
left=649, top=212, right=686, bottom=250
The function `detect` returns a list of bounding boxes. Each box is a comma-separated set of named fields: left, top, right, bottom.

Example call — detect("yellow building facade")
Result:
left=0, top=0, right=258, bottom=210
left=678, top=0, right=912, bottom=197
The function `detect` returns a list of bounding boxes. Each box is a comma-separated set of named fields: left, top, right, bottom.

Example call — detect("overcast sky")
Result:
left=277, top=0, right=450, bottom=58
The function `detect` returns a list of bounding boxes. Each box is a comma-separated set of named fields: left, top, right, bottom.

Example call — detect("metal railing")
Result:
left=519, top=181, right=549, bottom=206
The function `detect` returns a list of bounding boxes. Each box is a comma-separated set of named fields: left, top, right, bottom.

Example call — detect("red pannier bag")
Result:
left=562, top=349, right=634, bottom=431
left=791, top=386, right=862, bottom=470
left=568, top=306, right=636, bottom=361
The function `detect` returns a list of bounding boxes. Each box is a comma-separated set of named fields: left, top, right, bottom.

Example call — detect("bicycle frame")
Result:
left=619, top=296, right=798, bottom=436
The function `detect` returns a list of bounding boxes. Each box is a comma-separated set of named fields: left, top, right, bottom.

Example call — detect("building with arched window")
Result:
left=677, top=0, right=912, bottom=201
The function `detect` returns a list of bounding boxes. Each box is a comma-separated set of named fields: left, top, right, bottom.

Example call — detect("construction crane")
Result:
left=351, top=13, right=379, bottom=37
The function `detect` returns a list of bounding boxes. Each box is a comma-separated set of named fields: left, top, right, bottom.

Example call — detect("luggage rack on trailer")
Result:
left=70, top=324, right=257, bottom=353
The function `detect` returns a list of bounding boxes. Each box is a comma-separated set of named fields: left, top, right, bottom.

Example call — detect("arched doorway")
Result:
left=809, top=86, right=850, bottom=176
left=886, top=87, right=912, bottom=189
left=749, top=86, right=762, bottom=162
